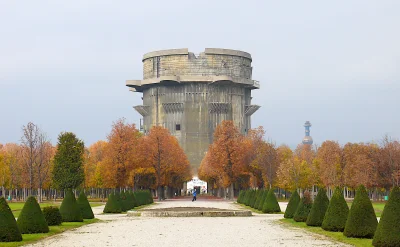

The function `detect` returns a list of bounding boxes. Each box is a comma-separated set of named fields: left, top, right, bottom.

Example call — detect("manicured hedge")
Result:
left=77, top=191, right=94, bottom=219
left=284, top=190, right=300, bottom=219
left=322, top=187, right=349, bottom=232
left=257, top=190, right=268, bottom=211
left=59, top=189, right=83, bottom=222
left=17, top=196, right=49, bottom=233
left=249, top=190, right=259, bottom=208
left=293, top=192, right=312, bottom=222
left=42, top=206, right=62, bottom=226
left=262, top=189, right=281, bottom=213
left=237, top=190, right=245, bottom=204
left=254, top=189, right=264, bottom=209
left=103, top=192, right=122, bottom=213
left=306, top=188, right=329, bottom=226
left=344, top=185, right=378, bottom=239
left=372, top=186, right=400, bottom=246
left=0, top=197, right=22, bottom=242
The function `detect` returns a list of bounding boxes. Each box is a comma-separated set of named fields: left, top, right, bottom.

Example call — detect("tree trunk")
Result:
left=229, top=183, right=234, bottom=200
left=157, top=186, right=163, bottom=201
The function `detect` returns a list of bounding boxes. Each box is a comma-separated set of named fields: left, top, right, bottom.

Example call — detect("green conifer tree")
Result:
left=0, top=197, right=22, bottom=242
left=293, top=192, right=313, bottom=222
left=372, top=186, right=400, bottom=246
left=344, top=185, right=378, bottom=238
left=306, top=188, right=330, bottom=226
left=322, top=187, right=349, bottom=232
left=77, top=191, right=94, bottom=219
left=17, top=196, right=49, bottom=233
left=257, top=189, right=269, bottom=211
left=262, top=189, right=281, bottom=213
left=59, top=189, right=83, bottom=222
left=103, top=193, right=122, bottom=213
left=284, top=190, right=300, bottom=219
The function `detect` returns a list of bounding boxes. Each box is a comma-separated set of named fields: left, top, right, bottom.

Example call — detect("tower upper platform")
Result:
left=126, top=48, right=260, bottom=92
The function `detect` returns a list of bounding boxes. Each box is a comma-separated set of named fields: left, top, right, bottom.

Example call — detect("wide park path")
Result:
left=27, top=197, right=348, bottom=247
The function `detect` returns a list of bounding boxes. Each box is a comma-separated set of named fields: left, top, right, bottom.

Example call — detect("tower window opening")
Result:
left=176, top=124, right=181, bottom=131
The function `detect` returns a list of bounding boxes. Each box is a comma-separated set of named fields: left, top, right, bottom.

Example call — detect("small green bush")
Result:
left=257, top=190, right=269, bottom=211
left=242, top=190, right=251, bottom=206
left=17, top=196, right=49, bottom=233
left=77, top=191, right=94, bottom=219
left=42, top=206, right=62, bottom=226
left=322, top=187, right=349, bottom=232
left=262, top=189, right=281, bottom=213
left=237, top=190, right=245, bottom=204
left=372, top=186, right=400, bottom=246
left=0, top=197, right=22, bottom=242
left=254, top=189, right=264, bottom=209
left=134, top=190, right=153, bottom=206
left=344, top=185, right=378, bottom=239
left=293, top=191, right=312, bottom=222
left=103, top=193, right=122, bottom=213
left=125, top=191, right=134, bottom=210
left=59, top=189, right=83, bottom=222
left=120, top=191, right=129, bottom=212
left=249, top=190, right=260, bottom=208
left=284, top=190, right=300, bottom=219
left=306, top=188, right=330, bottom=226
left=132, top=192, right=138, bottom=207
left=245, top=190, right=255, bottom=206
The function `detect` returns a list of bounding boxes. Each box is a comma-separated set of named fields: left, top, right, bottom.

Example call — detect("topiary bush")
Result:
left=42, top=206, right=62, bottom=226
left=125, top=191, right=134, bottom=210
left=59, top=189, right=83, bottom=222
left=103, top=192, right=122, bottom=213
left=245, top=190, right=255, bottom=206
left=132, top=191, right=138, bottom=207
left=257, top=189, right=269, bottom=211
left=243, top=190, right=251, bottom=206
left=249, top=190, right=260, bottom=208
left=262, top=189, right=281, bottom=213
left=306, top=188, right=330, bottom=226
left=293, top=191, right=313, bottom=222
left=17, top=196, right=49, bottom=233
left=237, top=190, right=245, bottom=204
left=284, top=190, right=300, bottom=219
left=77, top=191, right=94, bottom=219
left=372, top=186, right=400, bottom=246
left=254, top=189, right=264, bottom=209
left=322, top=187, right=349, bottom=232
left=0, top=197, right=22, bottom=242
left=344, top=185, right=378, bottom=239
left=120, top=191, right=129, bottom=212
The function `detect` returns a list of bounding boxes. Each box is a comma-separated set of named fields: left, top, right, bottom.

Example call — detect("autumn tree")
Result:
left=36, top=134, right=54, bottom=202
left=52, top=132, right=85, bottom=190
left=316, top=141, right=344, bottom=188
left=380, top=135, right=400, bottom=186
left=139, top=126, right=191, bottom=200
left=84, top=141, right=107, bottom=189
left=101, top=118, right=141, bottom=189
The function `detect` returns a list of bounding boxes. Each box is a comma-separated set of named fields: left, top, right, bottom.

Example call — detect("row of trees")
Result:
left=0, top=119, right=192, bottom=201
left=199, top=120, right=400, bottom=199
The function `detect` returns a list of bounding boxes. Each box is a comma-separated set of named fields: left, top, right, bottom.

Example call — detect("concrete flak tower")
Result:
left=302, top=121, right=313, bottom=145
left=126, top=48, right=260, bottom=174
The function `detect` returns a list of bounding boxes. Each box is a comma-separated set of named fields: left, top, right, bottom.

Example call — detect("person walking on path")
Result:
left=192, top=190, right=197, bottom=202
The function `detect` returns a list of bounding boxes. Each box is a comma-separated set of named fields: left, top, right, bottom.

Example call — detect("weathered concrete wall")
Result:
left=127, top=48, right=260, bottom=175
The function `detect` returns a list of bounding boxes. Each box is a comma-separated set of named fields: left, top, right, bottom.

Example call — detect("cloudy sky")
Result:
left=1, top=1, right=399, bottom=148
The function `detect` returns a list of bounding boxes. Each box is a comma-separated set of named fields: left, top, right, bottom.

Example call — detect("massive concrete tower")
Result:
left=126, top=48, right=260, bottom=174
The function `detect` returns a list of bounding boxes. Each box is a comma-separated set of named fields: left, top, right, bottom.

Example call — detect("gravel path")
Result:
left=26, top=198, right=347, bottom=247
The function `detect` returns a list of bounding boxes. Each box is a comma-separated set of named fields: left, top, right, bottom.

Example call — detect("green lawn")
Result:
left=347, top=202, right=385, bottom=217
left=280, top=218, right=373, bottom=247
left=0, top=218, right=99, bottom=247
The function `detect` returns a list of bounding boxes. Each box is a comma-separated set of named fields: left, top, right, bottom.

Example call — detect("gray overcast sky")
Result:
left=0, top=0, right=399, bottom=148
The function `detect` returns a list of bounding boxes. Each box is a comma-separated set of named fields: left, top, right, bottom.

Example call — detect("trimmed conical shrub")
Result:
left=284, top=190, right=300, bottom=219
left=243, top=190, right=251, bottom=205
left=120, top=191, right=129, bottom=212
left=77, top=191, right=94, bottom=219
left=103, top=193, right=122, bottom=213
left=17, top=196, right=49, bottom=233
left=344, top=185, right=378, bottom=239
left=372, top=186, right=400, bottom=246
left=0, top=197, right=22, bottom=242
left=306, top=188, right=330, bottom=226
left=254, top=189, right=264, bottom=209
left=244, top=190, right=253, bottom=206
left=294, top=191, right=313, bottom=222
left=257, top=190, right=268, bottom=211
left=59, top=189, right=83, bottom=222
left=237, top=190, right=245, bottom=203
left=322, top=187, right=349, bottom=232
left=250, top=190, right=260, bottom=208
left=125, top=191, right=134, bottom=210
left=262, top=189, right=281, bottom=213
left=132, top=192, right=138, bottom=207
